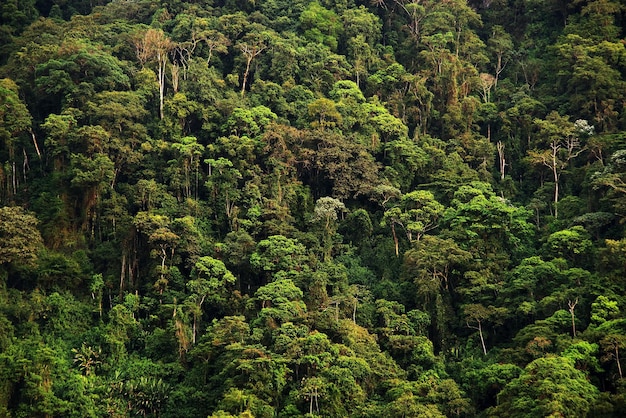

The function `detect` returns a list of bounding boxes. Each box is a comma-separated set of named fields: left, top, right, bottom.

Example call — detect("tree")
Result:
left=303, top=130, right=380, bottom=200
left=553, top=32, right=626, bottom=132
left=0, top=78, right=35, bottom=201
left=249, top=235, right=307, bottom=282
left=133, top=212, right=180, bottom=297
left=224, top=106, right=277, bottom=138
left=307, top=98, right=342, bottom=130
left=463, top=303, right=508, bottom=355
left=443, top=182, right=533, bottom=267
left=310, top=197, right=346, bottom=261
left=382, top=190, right=444, bottom=256
left=134, top=28, right=174, bottom=119
left=403, top=236, right=471, bottom=350
left=592, top=150, right=626, bottom=215
left=527, top=112, right=585, bottom=219
left=544, top=226, right=593, bottom=267
left=340, top=6, right=382, bottom=86
left=236, top=25, right=272, bottom=97
left=493, top=355, right=599, bottom=417
left=0, top=206, right=43, bottom=267
left=600, top=331, right=626, bottom=380
left=85, top=90, right=149, bottom=189
left=205, top=157, right=243, bottom=232
left=487, top=25, right=513, bottom=88
left=170, top=136, right=204, bottom=200
left=187, top=256, right=236, bottom=343
left=252, top=278, right=307, bottom=327
left=299, top=1, right=342, bottom=51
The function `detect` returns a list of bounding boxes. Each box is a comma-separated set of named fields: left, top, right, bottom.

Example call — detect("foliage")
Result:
left=0, top=0, right=626, bottom=416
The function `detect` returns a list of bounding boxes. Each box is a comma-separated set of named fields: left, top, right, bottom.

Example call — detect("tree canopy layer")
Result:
left=1, top=0, right=626, bottom=416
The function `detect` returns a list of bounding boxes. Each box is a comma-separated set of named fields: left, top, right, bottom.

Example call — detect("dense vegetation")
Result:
left=1, top=0, right=626, bottom=416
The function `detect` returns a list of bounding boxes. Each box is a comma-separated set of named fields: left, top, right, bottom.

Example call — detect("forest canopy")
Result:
left=1, top=0, right=626, bottom=416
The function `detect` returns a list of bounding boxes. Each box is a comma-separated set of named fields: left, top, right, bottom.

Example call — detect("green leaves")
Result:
left=0, top=78, right=31, bottom=147
left=494, top=356, right=599, bottom=417
left=250, top=235, right=307, bottom=280
left=190, top=257, right=236, bottom=302
left=0, top=206, right=42, bottom=266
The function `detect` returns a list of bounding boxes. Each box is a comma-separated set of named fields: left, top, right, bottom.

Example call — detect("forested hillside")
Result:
left=1, top=0, right=626, bottom=416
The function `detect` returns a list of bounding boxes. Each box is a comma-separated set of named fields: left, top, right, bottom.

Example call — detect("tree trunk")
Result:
left=568, top=299, right=578, bottom=338
left=241, top=56, right=253, bottom=97
left=497, top=141, right=505, bottom=180
left=120, top=252, right=126, bottom=298
left=616, top=343, right=623, bottom=379
left=158, top=52, right=167, bottom=119
left=478, top=321, right=487, bottom=355
left=552, top=144, right=560, bottom=218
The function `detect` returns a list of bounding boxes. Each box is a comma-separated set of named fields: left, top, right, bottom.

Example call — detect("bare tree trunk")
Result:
left=616, top=343, right=623, bottom=379
left=497, top=141, right=506, bottom=181
left=120, top=252, right=126, bottom=298
left=468, top=320, right=487, bottom=355
left=552, top=144, right=560, bottom=219
left=391, top=223, right=399, bottom=257
left=158, top=54, right=166, bottom=119
left=241, top=56, right=253, bottom=97
left=192, top=314, right=197, bottom=344
left=478, top=321, right=487, bottom=355
left=568, top=298, right=578, bottom=338
left=30, top=129, right=42, bottom=159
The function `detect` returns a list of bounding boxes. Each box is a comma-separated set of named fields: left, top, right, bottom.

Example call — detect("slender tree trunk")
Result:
left=160, top=247, right=167, bottom=282
left=497, top=141, right=505, bottom=180
left=468, top=320, right=487, bottom=355
left=554, top=174, right=559, bottom=219
left=478, top=321, right=487, bottom=355
left=30, top=129, right=41, bottom=159
left=120, top=252, right=126, bottom=298
left=158, top=52, right=167, bottom=119
left=552, top=144, right=560, bottom=219
left=391, top=223, right=399, bottom=257
left=241, top=56, right=253, bottom=97
left=616, top=343, right=623, bottom=379
left=568, top=298, right=578, bottom=338
left=192, top=314, right=197, bottom=344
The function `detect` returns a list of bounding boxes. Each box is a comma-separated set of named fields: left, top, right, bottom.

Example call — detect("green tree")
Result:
left=299, top=2, right=342, bottom=51
left=170, top=135, right=204, bottom=200
left=0, top=78, right=35, bottom=201
left=249, top=235, right=307, bottom=282
left=463, top=303, right=508, bottom=355
left=205, top=157, right=243, bottom=232
left=382, top=190, right=444, bottom=255
left=544, top=226, right=593, bottom=267
left=553, top=32, right=626, bottom=132
left=235, top=24, right=273, bottom=97
left=310, top=196, right=346, bottom=261
left=133, top=212, right=180, bottom=297
left=493, top=355, right=599, bottom=417
left=527, top=112, right=585, bottom=219
left=134, top=28, right=174, bottom=119
left=187, top=256, right=237, bottom=342
left=252, top=278, right=307, bottom=328
left=0, top=206, right=43, bottom=267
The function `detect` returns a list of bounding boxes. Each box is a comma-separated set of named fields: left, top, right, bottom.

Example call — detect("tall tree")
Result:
left=134, top=28, right=174, bottom=119
left=527, top=112, right=585, bottom=219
